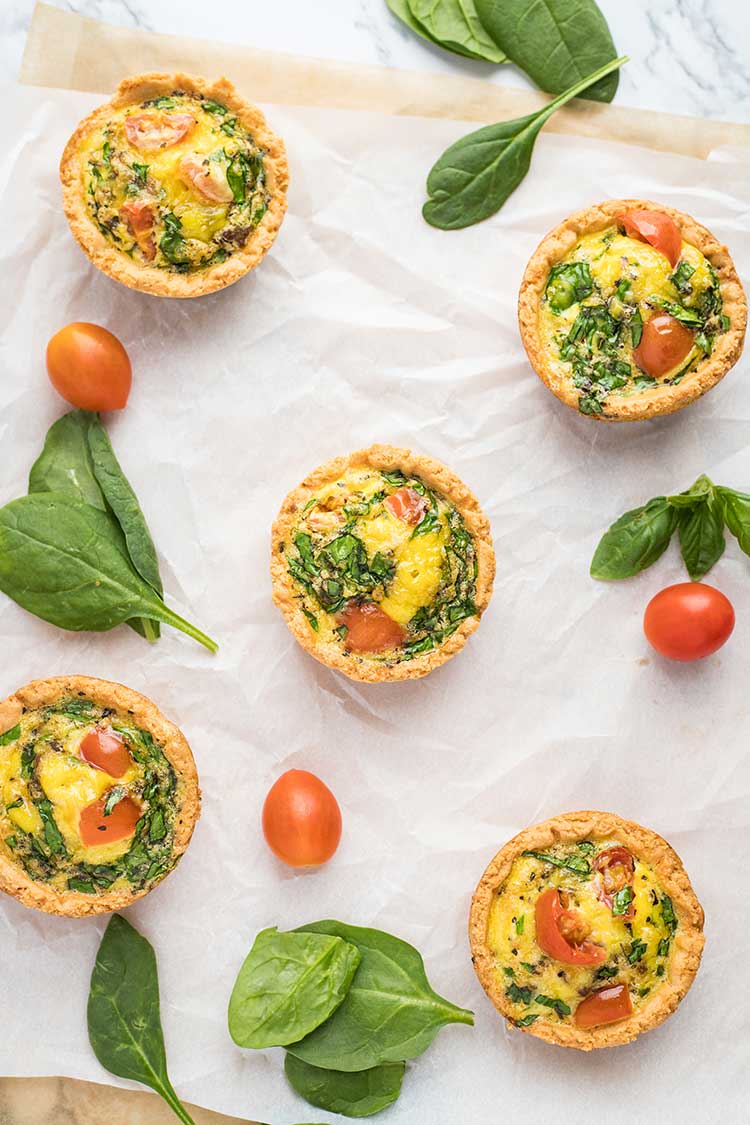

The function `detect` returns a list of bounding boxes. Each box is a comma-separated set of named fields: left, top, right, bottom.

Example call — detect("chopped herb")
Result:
left=515, top=915, right=525, bottom=936
left=611, top=885, right=634, bottom=916
left=506, top=983, right=534, bottom=1005
left=302, top=608, right=319, bottom=632
left=657, top=937, right=670, bottom=958
left=627, top=939, right=647, bottom=964
left=514, top=1014, right=540, bottom=1027
left=670, top=260, right=695, bottom=294
left=545, top=261, right=594, bottom=313
left=0, top=725, right=21, bottom=746
left=103, top=787, right=126, bottom=817
left=20, top=745, right=35, bottom=779
left=502, top=966, right=515, bottom=978
left=535, top=995, right=571, bottom=1018
left=661, top=895, right=677, bottom=933
left=5, top=798, right=23, bottom=811
left=132, top=162, right=149, bottom=185
left=630, top=307, right=643, bottom=347
left=38, top=799, right=67, bottom=856
left=594, top=964, right=618, bottom=981
left=202, top=99, right=228, bottom=115
left=522, top=850, right=591, bottom=876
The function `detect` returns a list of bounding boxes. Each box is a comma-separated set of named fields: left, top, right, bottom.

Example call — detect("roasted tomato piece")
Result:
left=79, top=728, right=132, bottom=778
left=574, top=983, right=633, bottom=1029
left=119, top=199, right=156, bottom=261
left=385, top=486, right=428, bottom=526
left=621, top=209, right=682, bottom=268
left=634, top=313, right=694, bottom=378
left=535, top=887, right=606, bottom=966
left=179, top=155, right=234, bottom=203
left=594, top=846, right=636, bottom=920
left=79, top=794, right=140, bottom=846
left=337, top=602, right=406, bottom=653
left=124, top=112, right=195, bottom=152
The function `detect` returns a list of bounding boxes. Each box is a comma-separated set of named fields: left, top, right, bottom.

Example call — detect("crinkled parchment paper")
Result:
left=0, top=82, right=748, bottom=1123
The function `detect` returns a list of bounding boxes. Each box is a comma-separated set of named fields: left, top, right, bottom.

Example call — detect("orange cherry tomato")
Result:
left=633, top=313, right=694, bottom=378
left=534, top=887, right=606, bottom=966
left=385, top=487, right=428, bottom=526
left=79, top=728, right=132, bottom=778
left=337, top=602, right=406, bottom=654
left=574, top=983, right=633, bottom=1029
left=594, top=847, right=635, bottom=921
left=120, top=199, right=157, bottom=262
left=644, top=582, right=735, bottom=662
left=262, top=769, right=342, bottom=868
left=621, top=209, right=682, bottom=267
left=179, top=156, right=234, bottom=203
left=124, top=112, right=195, bottom=152
left=46, top=323, right=132, bottom=411
left=79, top=794, right=141, bottom=847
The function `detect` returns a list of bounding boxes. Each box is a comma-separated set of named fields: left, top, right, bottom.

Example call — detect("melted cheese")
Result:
left=378, top=526, right=449, bottom=625
left=36, top=750, right=135, bottom=863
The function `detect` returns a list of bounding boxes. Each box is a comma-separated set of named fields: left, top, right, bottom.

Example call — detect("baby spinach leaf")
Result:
left=716, top=486, right=750, bottom=556
left=545, top=261, right=593, bottom=312
left=289, top=920, right=473, bottom=1072
left=228, top=927, right=362, bottom=1049
left=0, top=493, right=217, bottom=652
left=0, top=724, right=21, bottom=746
left=285, top=1054, right=405, bottom=1118
left=677, top=498, right=725, bottom=580
left=590, top=497, right=678, bottom=580
left=88, top=915, right=197, bottom=1125
left=423, top=55, right=626, bottom=229
left=29, top=411, right=105, bottom=510
left=408, top=0, right=507, bottom=63
left=475, top=0, right=620, bottom=102
left=38, top=799, right=67, bottom=855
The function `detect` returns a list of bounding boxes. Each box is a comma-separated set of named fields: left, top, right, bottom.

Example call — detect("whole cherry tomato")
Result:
left=634, top=314, right=694, bottom=378
left=644, top=582, right=735, bottom=662
left=337, top=601, right=406, bottom=653
left=262, top=769, right=342, bottom=868
left=79, top=793, right=140, bottom=847
left=621, top=209, right=682, bottom=267
left=574, top=983, right=633, bottom=1029
left=385, top=487, right=428, bottom=526
left=534, top=887, right=606, bottom=966
left=79, top=728, right=132, bottom=778
left=46, top=323, right=132, bottom=411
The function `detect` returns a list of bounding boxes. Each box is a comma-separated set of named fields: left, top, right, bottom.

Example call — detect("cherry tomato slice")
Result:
left=535, top=887, right=606, bottom=966
left=621, top=209, right=682, bottom=267
left=385, top=487, right=428, bottom=526
left=79, top=794, right=140, bottom=847
left=124, top=112, right=195, bottom=152
left=120, top=199, right=156, bottom=262
left=337, top=602, right=406, bottom=653
left=633, top=313, right=694, bottom=378
left=594, top=847, right=635, bottom=921
left=180, top=156, right=234, bottom=203
left=46, top=323, right=132, bottom=412
left=262, top=769, right=342, bottom=868
left=79, top=728, right=132, bottom=778
left=644, top=582, right=735, bottom=662
left=574, top=983, right=633, bottom=1029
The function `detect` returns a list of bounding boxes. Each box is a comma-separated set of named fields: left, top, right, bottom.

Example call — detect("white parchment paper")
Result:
left=1, top=85, right=749, bottom=1123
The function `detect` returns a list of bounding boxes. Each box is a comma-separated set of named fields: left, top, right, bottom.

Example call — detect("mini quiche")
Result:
left=469, top=811, right=704, bottom=1049
left=519, top=199, right=746, bottom=421
left=0, top=676, right=199, bottom=917
left=60, top=73, right=288, bottom=297
left=271, top=445, right=495, bottom=682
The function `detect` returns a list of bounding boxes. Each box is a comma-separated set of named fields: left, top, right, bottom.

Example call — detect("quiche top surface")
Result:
left=519, top=200, right=746, bottom=422
left=271, top=446, right=495, bottom=682
left=469, top=811, right=705, bottom=1050
left=0, top=677, right=199, bottom=916
left=60, top=73, right=288, bottom=297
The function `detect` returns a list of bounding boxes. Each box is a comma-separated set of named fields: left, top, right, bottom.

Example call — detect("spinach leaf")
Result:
left=423, top=55, right=626, bottom=229
left=0, top=724, right=20, bottom=746
left=38, top=799, right=67, bottom=855
left=88, top=915, right=196, bottom=1125
left=226, top=155, right=248, bottom=204
left=159, top=212, right=188, bottom=266
left=648, top=297, right=703, bottom=328
left=670, top=260, right=695, bottom=294
left=29, top=411, right=105, bottom=509
left=522, top=850, right=590, bottom=875
left=285, top=1054, right=405, bottom=1118
left=289, top=921, right=473, bottom=1072
left=545, top=261, right=594, bottom=312
left=590, top=497, right=678, bottom=580
left=228, top=927, right=361, bottom=1049
left=716, top=486, right=750, bottom=556
left=103, top=787, right=126, bottom=816
left=611, top=886, right=634, bottom=916
left=677, top=498, right=725, bottom=580
left=475, top=0, right=620, bottom=102
left=408, top=0, right=507, bottom=63
left=627, top=939, right=647, bottom=964
left=0, top=493, right=217, bottom=652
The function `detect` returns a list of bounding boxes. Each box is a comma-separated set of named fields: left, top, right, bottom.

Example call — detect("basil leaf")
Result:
left=716, top=486, right=750, bottom=555
left=0, top=724, right=21, bottom=746
left=667, top=474, right=714, bottom=509
left=228, top=927, right=361, bottom=1049
left=88, top=915, right=197, bottom=1125
left=0, top=493, right=217, bottom=652
left=407, top=0, right=507, bottom=63
left=290, top=920, right=473, bottom=1072
left=522, top=850, right=590, bottom=876
left=677, top=498, right=725, bottom=580
left=590, top=497, right=678, bottom=580
left=611, top=885, right=634, bottom=916
left=423, top=55, right=626, bottom=229
left=475, top=0, right=620, bottom=102
left=285, top=1054, right=405, bottom=1118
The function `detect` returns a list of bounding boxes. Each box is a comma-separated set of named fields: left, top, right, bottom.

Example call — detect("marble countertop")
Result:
left=1, top=2, right=749, bottom=1123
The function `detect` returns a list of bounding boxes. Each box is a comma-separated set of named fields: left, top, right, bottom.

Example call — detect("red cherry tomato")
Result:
left=594, top=847, right=635, bottom=921
left=337, top=602, right=406, bottom=653
left=644, top=582, right=735, bottom=662
left=46, top=323, right=132, bottom=411
left=385, top=487, right=428, bottom=526
left=574, top=983, right=633, bottom=1029
left=180, top=156, right=234, bottom=203
left=621, top=209, right=682, bottom=267
left=120, top=199, right=157, bottom=261
left=79, top=728, right=132, bottom=778
left=79, top=794, right=141, bottom=847
left=634, top=314, right=694, bottom=378
left=534, top=887, right=606, bottom=966
left=124, top=112, right=195, bottom=152
left=262, top=769, right=342, bottom=868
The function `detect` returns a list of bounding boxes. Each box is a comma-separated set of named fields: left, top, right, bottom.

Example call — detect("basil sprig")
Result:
left=591, top=474, right=750, bottom=582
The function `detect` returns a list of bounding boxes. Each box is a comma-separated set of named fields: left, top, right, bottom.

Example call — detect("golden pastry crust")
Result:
left=0, top=676, right=200, bottom=917
left=469, top=810, right=705, bottom=1050
left=518, top=199, right=747, bottom=422
left=271, top=444, right=496, bottom=683
left=59, top=72, right=288, bottom=297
